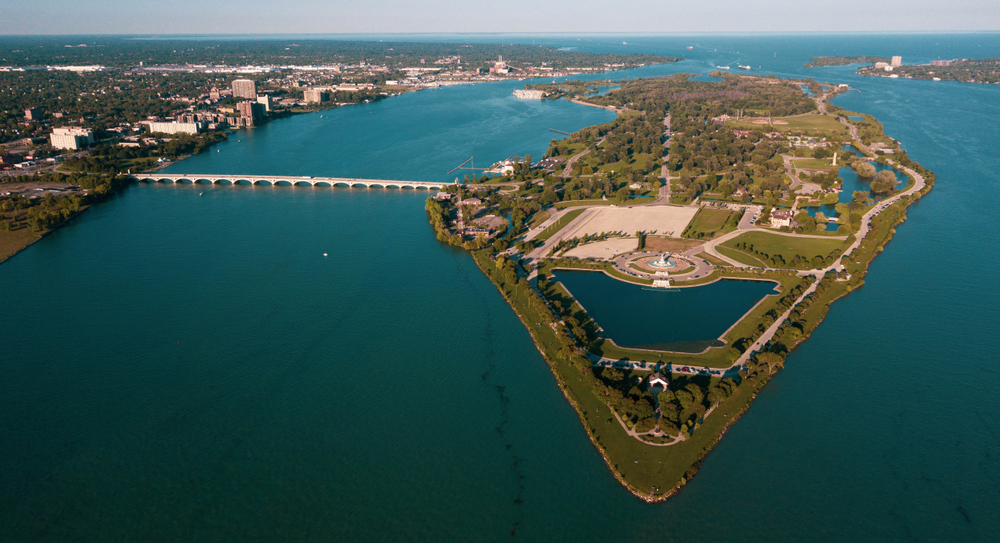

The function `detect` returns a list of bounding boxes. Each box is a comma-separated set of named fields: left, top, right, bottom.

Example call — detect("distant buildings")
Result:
left=489, top=56, right=510, bottom=75
left=232, top=79, right=257, bottom=100
left=891, top=56, right=903, bottom=67
left=50, top=127, right=94, bottom=150
left=146, top=121, right=205, bottom=135
left=874, top=62, right=890, bottom=69
left=931, top=59, right=955, bottom=66
left=24, top=107, right=42, bottom=120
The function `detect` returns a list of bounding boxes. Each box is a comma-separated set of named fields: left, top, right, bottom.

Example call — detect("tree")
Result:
left=871, top=169, right=897, bottom=193
left=852, top=160, right=876, bottom=178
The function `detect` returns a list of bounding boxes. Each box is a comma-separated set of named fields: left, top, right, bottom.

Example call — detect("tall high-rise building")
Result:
left=237, top=101, right=265, bottom=125
left=232, top=79, right=257, bottom=100
left=257, top=94, right=274, bottom=112
left=891, top=56, right=903, bottom=67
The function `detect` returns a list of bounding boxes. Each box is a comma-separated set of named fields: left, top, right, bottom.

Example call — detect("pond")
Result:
left=837, top=162, right=908, bottom=205
left=552, top=270, right=779, bottom=353
left=802, top=203, right=843, bottom=231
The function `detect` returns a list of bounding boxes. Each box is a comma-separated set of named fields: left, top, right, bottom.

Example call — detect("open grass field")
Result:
left=731, top=113, right=851, bottom=139
left=683, top=207, right=740, bottom=239
left=0, top=227, right=42, bottom=264
left=717, top=245, right=769, bottom=267
left=643, top=236, right=704, bottom=253
left=534, top=209, right=584, bottom=241
left=554, top=197, right=655, bottom=209
left=526, top=210, right=551, bottom=230
left=721, top=231, right=849, bottom=269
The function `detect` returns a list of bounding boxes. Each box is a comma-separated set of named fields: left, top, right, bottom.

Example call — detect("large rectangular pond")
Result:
left=552, top=270, right=779, bottom=353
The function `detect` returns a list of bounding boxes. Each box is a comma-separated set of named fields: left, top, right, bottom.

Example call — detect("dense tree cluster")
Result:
left=0, top=36, right=681, bottom=71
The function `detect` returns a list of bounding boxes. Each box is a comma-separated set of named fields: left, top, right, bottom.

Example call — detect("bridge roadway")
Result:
left=135, top=173, right=449, bottom=190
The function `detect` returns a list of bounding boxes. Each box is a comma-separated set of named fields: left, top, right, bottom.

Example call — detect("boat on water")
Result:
left=716, top=65, right=730, bottom=70
left=687, top=46, right=694, bottom=50
left=738, top=65, right=751, bottom=70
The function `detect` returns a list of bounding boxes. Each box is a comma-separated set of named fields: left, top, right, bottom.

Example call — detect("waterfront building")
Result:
left=874, top=62, right=890, bottom=69
left=237, top=101, right=265, bottom=125
left=146, top=121, right=205, bottom=135
left=303, top=89, right=329, bottom=103
left=49, top=127, right=94, bottom=150
left=891, top=56, right=903, bottom=67
left=931, top=60, right=955, bottom=66
left=232, top=79, right=257, bottom=100
left=257, top=94, right=274, bottom=112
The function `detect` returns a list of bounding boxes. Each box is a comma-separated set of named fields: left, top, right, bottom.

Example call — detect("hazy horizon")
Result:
left=2, top=0, right=998, bottom=35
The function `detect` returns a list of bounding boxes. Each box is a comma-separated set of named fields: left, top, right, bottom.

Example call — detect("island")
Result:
left=427, top=73, right=935, bottom=501
left=803, top=56, right=890, bottom=67
left=857, top=57, right=1000, bottom=84
left=807, top=55, right=1000, bottom=84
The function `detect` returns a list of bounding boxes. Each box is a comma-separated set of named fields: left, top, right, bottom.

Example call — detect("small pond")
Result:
left=552, top=271, right=779, bottom=353
left=837, top=162, right=908, bottom=205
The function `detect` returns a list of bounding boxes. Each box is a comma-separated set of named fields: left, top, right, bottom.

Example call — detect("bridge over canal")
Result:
left=134, top=174, right=451, bottom=190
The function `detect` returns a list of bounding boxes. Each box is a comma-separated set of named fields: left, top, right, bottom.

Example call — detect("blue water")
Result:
left=837, top=161, right=909, bottom=204
left=2, top=33, right=999, bottom=542
left=553, top=271, right=778, bottom=351
left=803, top=203, right=842, bottom=231
left=842, top=143, right=864, bottom=155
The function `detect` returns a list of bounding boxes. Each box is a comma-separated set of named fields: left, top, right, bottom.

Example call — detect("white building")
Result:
left=891, top=56, right=902, bottom=67
left=648, top=373, right=669, bottom=393
left=770, top=210, right=793, bottom=228
left=146, top=121, right=205, bottom=135
left=257, top=94, right=274, bottom=112
left=49, top=127, right=94, bottom=150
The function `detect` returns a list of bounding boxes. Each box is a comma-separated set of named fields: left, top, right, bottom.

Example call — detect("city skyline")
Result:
left=1, top=0, right=999, bottom=35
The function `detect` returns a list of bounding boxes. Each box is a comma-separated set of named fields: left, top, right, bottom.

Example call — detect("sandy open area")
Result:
left=560, top=205, right=698, bottom=240
left=563, top=238, right=639, bottom=259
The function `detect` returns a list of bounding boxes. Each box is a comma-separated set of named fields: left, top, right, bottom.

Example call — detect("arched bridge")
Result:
left=134, top=174, right=450, bottom=190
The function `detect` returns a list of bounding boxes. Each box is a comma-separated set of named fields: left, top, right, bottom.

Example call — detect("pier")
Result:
left=134, top=174, right=449, bottom=190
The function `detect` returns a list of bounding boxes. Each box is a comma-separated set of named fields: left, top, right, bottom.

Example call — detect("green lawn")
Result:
left=554, top=197, right=654, bottom=209
left=721, top=231, right=849, bottom=269
left=730, top=112, right=851, bottom=138
left=683, top=207, right=740, bottom=239
left=716, top=245, right=768, bottom=267
left=534, top=209, right=584, bottom=241
left=527, top=210, right=551, bottom=230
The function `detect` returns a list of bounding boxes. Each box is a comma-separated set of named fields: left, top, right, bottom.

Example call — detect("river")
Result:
left=1, top=34, right=998, bottom=541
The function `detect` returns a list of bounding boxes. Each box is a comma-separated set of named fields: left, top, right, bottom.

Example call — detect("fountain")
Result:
left=648, top=252, right=677, bottom=270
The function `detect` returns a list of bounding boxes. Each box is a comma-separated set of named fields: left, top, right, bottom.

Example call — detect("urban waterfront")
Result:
left=1, top=34, right=999, bottom=541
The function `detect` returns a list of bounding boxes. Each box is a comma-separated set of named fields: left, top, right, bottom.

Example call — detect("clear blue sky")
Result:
left=1, top=0, right=998, bottom=34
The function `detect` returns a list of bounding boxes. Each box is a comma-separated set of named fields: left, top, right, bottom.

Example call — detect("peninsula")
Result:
left=427, top=73, right=934, bottom=501
left=807, top=55, right=1000, bottom=84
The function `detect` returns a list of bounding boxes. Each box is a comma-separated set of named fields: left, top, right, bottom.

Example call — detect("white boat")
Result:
left=739, top=65, right=751, bottom=70
left=716, top=65, right=730, bottom=70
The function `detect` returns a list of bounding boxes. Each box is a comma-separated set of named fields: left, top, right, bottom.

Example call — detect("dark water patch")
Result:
left=553, top=271, right=778, bottom=349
